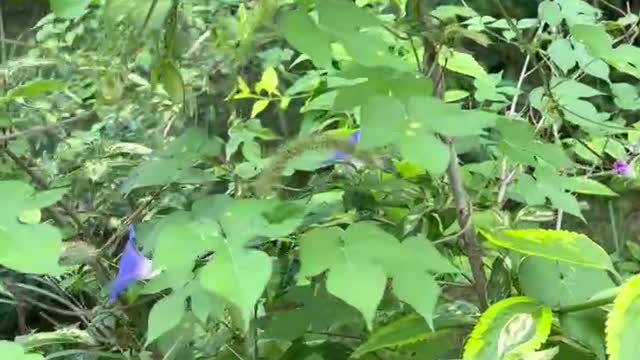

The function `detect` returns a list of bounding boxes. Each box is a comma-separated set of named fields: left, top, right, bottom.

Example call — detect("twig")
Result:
left=184, top=30, right=212, bottom=58
left=0, top=111, right=96, bottom=142
left=99, top=186, right=167, bottom=255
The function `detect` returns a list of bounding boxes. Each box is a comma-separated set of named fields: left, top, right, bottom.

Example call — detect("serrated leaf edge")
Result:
left=463, top=296, right=551, bottom=360
left=605, top=273, right=640, bottom=360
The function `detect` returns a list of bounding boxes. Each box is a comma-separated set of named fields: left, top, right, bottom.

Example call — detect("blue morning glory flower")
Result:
left=333, top=130, right=361, bottom=162
left=109, top=225, right=157, bottom=304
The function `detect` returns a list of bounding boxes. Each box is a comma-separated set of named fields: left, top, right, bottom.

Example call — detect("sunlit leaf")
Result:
left=606, top=273, right=640, bottom=360
left=463, top=297, right=552, bottom=360
left=480, top=229, right=613, bottom=270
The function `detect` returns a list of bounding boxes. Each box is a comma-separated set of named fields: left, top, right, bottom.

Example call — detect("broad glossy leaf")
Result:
left=519, top=256, right=615, bottom=308
left=463, top=297, right=552, bottom=360
left=146, top=292, right=186, bottom=345
left=480, top=229, right=613, bottom=271
left=606, top=273, right=640, bottom=360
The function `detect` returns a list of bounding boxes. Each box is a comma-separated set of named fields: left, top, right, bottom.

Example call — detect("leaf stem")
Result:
left=555, top=293, right=617, bottom=314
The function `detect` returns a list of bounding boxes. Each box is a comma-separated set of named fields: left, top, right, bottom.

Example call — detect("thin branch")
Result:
left=422, top=37, right=488, bottom=310
left=0, top=111, right=96, bottom=142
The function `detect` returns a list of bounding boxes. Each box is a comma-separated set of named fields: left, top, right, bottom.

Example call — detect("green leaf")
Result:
left=281, top=10, right=332, bottom=68
left=299, top=227, right=344, bottom=277
left=146, top=292, right=186, bottom=345
left=561, top=310, right=606, bottom=360
left=27, top=187, right=69, bottom=209
left=0, top=181, right=64, bottom=275
left=548, top=39, right=577, bottom=74
left=352, top=314, right=460, bottom=358
left=438, top=46, right=487, bottom=78
left=519, top=256, right=615, bottom=308
left=200, top=246, right=272, bottom=328
left=560, top=177, right=617, bottom=196
left=189, top=280, right=225, bottom=324
left=392, top=271, right=440, bottom=329
left=104, top=0, right=172, bottom=32
left=153, top=217, right=219, bottom=281
left=445, top=90, right=470, bottom=102
left=480, top=229, right=613, bottom=271
left=571, top=24, right=613, bottom=58
left=606, top=273, right=640, bottom=360
left=50, top=0, right=92, bottom=19
left=7, top=80, right=66, bottom=99
left=407, top=96, right=497, bottom=137
left=0, top=340, right=45, bottom=360
left=316, top=0, right=382, bottom=32
left=538, top=1, right=563, bottom=27
left=18, top=209, right=41, bottom=225
left=326, top=259, right=386, bottom=330
left=431, top=5, right=478, bottom=20
left=157, top=62, right=185, bottom=105
left=463, top=297, right=553, bottom=360
left=522, top=347, right=559, bottom=360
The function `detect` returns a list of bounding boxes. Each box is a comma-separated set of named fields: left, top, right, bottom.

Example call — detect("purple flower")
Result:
left=613, top=159, right=635, bottom=177
left=109, top=225, right=157, bottom=304
left=333, top=130, right=361, bottom=162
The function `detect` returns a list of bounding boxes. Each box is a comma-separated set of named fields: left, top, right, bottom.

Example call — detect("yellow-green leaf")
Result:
left=255, top=67, right=279, bottom=95
left=463, top=297, right=553, bottom=360
left=438, top=46, right=487, bottom=79
left=445, top=89, right=470, bottom=102
left=251, top=100, right=270, bottom=118
left=18, top=209, right=41, bottom=225
left=158, top=62, right=185, bottom=105
left=480, top=229, right=613, bottom=271
left=606, top=273, right=640, bottom=360
left=237, top=76, right=251, bottom=95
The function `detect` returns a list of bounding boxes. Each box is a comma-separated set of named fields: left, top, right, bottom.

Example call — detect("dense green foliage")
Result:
left=2, top=0, right=640, bottom=359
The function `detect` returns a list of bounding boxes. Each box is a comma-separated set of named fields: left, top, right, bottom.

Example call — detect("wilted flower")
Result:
left=109, top=225, right=158, bottom=304
left=333, top=130, right=361, bottom=162
left=613, top=159, right=635, bottom=178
